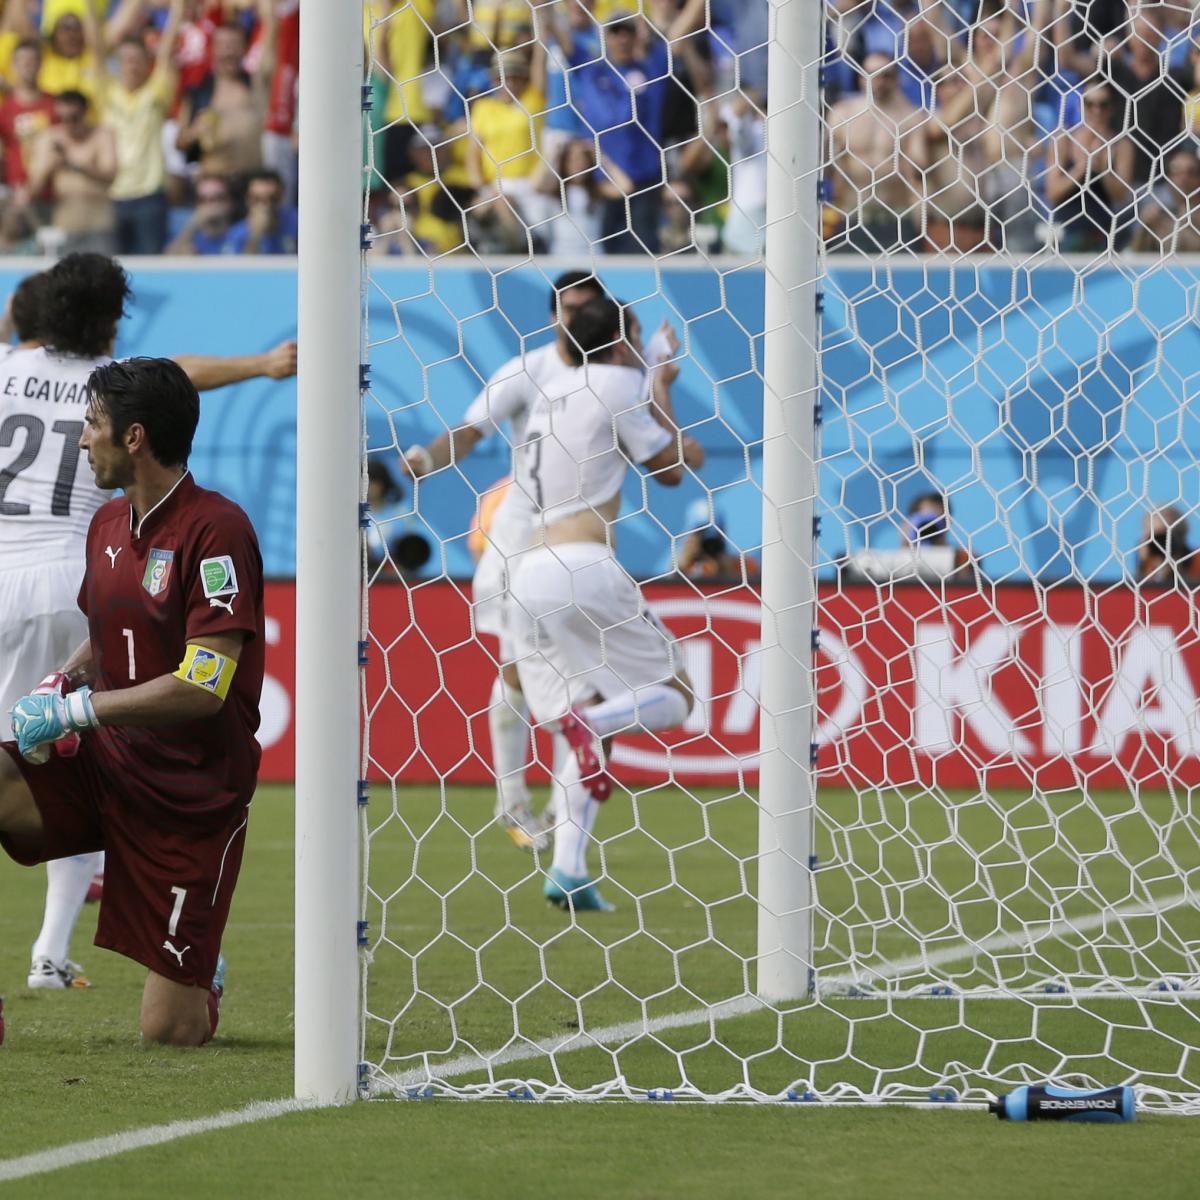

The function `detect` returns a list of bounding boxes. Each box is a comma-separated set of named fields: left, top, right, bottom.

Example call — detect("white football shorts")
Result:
left=471, top=489, right=533, bottom=661
left=0, top=559, right=88, bottom=738
left=509, top=541, right=679, bottom=724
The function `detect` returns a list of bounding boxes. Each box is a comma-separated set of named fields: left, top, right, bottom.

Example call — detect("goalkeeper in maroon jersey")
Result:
left=0, top=357, right=264, bottom=1046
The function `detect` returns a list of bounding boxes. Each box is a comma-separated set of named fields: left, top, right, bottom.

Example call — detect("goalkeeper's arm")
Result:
left=12, top=634, right=247, bottom=759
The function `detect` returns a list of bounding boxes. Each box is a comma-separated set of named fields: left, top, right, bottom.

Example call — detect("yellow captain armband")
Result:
left=173, top=644, right=237, bottom=701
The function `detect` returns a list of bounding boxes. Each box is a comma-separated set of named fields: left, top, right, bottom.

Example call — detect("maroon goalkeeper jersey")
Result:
left=80, top=471, right=265, bottom=822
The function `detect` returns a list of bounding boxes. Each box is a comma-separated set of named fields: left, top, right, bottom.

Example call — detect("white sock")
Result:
left=32, top=851, right=102, bottom=967
left=489, top=675, right=531, bottom=815
left=543, top=732, right=570, bottom=826
left=584, top=684, right=689, bottom=739
left=550, top=753, right=599, bottom=879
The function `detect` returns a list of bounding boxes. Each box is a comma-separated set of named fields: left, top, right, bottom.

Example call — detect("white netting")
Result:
left=357, top=0, right=1200, bottom=1109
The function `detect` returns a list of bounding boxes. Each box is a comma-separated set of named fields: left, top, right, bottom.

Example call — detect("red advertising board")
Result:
left=258, top=581, right=1200, bottom=788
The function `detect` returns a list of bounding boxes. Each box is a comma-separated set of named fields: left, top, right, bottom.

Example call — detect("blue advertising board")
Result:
left=1, top=258, right=1193, bottom=582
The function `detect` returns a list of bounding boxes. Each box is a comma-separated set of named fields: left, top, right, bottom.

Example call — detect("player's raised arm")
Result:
left=173, top=339, right=297, bottom=391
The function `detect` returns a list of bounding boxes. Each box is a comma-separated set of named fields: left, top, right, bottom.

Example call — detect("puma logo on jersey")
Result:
left=162, top=940, right=191, bottom=967
left=104, top=546, right=121, bottom=568
left=209, top=596, right=235, bottom=615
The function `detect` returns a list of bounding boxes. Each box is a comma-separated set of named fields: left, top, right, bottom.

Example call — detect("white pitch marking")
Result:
left=381, top=996, right=765, bottom=1091
left=821, top=888, right=1194, bottom=986
left=377, top=889, right=1194, bottom=1091
left=0, top=1098, right=325, bottom=1183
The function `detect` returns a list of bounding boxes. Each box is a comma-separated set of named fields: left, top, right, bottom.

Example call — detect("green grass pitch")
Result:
left=1, top=784, right=1198, bottom=1199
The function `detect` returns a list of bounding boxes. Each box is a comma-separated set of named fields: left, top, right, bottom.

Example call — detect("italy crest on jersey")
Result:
left=142, top=548, right=174, bottom=596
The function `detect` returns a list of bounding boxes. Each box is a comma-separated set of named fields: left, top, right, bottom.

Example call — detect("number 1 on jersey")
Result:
left=122, top=628, right=136, bottom=680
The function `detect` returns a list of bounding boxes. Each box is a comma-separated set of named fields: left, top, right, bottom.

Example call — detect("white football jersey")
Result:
left=0, top=346, right=111, bottom=569
left=463, top=340, right=578, bottom=542
left=515, top=362, right=671, bottom=526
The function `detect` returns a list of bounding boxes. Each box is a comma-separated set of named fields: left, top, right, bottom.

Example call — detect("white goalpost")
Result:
left=294, top=0, right=1200, bottom=1112
left=294, top=0, right=363, bottom=1104
left=755, top=0, right=822, bottom=1004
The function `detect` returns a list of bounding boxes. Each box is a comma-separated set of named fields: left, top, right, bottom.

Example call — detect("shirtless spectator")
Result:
left=0, top=40, right=56, bottom=195
left=1046, top=80, right=1135, bottom=251
left=923, top=0, right=1050, bottom=253
left=24, top=89, right=117, bottom=253
left=1131, top=148, right=1200, bottom=253
left=176, top=1, right=277, bottom=181
left=827, top=53, right=927, bottom=252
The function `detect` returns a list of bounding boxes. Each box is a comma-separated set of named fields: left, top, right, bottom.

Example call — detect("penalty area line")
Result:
left=0, top=1097, right=325, bottom=1184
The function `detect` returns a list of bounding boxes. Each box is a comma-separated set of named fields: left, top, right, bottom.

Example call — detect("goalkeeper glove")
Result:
left=24, top=672, right=85, bottom=763
left=12, top=685, right=99, bottom=763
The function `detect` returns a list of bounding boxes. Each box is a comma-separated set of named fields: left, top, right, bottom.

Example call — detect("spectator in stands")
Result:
left=0, top=40, right=57, bottom=194
left=0, top=2, right=37, bottom=89
left=826, top=53, right=927, bottom=252
left=532, top=137, right=613, bottom=257
left=669, top=98, right=730, bottom=251
left=0, top=194, right=39, bottom=254
left=39, top=11, right=98, bottom=105
left=1131, top=147, right=1200, bottom=253
left=721, top=93, right=766, bottom=256
left=24, top=88, right=116, bottom=253
left=677, top=498, right=760, bottom=585
left=923, top=64, right=990, bottom=253
left=225, top=166, right=295, bottom=253
left=97, top=0, right=184, bottom=255
left=540, top=0, right=599, bottom=171
left=261, top=0, right=298, bottom=204
left=176, top=0, right=277, bottom=180
left=1136, top=504, right=1200, bottom=586
left=165, top=170, right=237, bottom=253
left=465, top=44, right=546, bottom=253
left=1106, top=16, right=1191, bottom=184
left=554, top=11, right=672, bottom=254
left=372, top=0, right=435, bottom=185
left=1046, top=80, right=1135, bottom=251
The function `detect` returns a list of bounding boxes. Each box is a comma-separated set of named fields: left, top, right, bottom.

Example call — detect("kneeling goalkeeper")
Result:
left=0, top=358, right=264, bottom=1046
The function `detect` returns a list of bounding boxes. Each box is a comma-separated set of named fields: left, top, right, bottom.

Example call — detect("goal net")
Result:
left=354, top=0, right=1200, bottom=1109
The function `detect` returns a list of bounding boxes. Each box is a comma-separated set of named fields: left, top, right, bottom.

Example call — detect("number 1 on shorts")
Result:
left=168, top=886, right=187, bottom=937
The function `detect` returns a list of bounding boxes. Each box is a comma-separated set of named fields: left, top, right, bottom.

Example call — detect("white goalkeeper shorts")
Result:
left=471, top=490, right=533, bottom=659
left=509, top=541, right=679, bottom=725
left=0, top=559, right=88, bottom=738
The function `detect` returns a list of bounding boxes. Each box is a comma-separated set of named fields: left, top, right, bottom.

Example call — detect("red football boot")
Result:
left=559, top=708, right=612, bottom=802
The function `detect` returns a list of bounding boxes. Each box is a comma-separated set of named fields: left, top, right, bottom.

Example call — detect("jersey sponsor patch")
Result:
left=201, top=556, right=239, bottom=599
left=142, top=548, right=174, bottom=596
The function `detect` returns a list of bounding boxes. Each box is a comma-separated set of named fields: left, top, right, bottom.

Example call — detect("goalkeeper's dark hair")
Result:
left=86, top=357, right=200, bottom=468
left=41, top=253, right=130, bottom=358
left=549, top=269, right=604, bottom=313
left=564, top=296, right=628, bottom=366
left=11, top=271, right=49, bottom=342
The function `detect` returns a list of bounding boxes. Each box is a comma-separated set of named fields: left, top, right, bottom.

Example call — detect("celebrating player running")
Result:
left=509, top=296, right=704, bottom=912
left=0, top=358, right=264, bottom=1046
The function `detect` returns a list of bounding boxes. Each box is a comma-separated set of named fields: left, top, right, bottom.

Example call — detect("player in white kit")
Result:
left=7, top=254, right=296, bottom=989
left=404, top=271, right=605, bottom=850
left=509, top=296, right=705, bottom=912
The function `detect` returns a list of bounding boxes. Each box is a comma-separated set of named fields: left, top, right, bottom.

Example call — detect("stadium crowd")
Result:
left=0, top=0, right=1192, bottom=256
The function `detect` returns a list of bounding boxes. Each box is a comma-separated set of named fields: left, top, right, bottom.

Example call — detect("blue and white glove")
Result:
left=11, top=686, right=99, bottom=762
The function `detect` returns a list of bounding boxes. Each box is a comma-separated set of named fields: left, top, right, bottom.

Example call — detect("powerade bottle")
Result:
left=989, top=1086, right=1136, bottom=1123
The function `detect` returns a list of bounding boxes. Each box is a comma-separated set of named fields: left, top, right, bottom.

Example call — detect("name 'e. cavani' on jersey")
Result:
left=0, top=345, right=112, bottom=566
